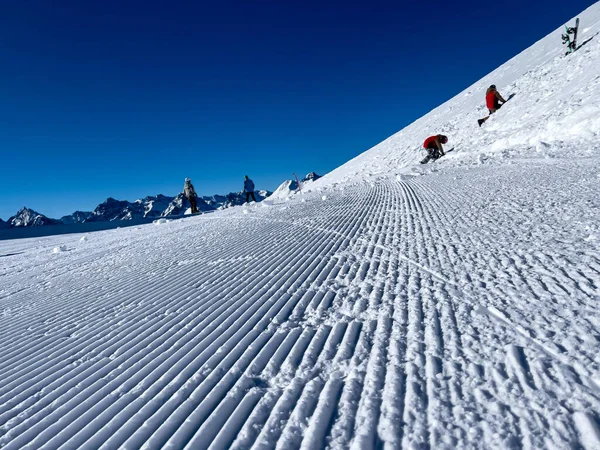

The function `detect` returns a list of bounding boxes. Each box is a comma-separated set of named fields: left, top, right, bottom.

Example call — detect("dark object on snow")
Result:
left=243, top=175, right=255, bottom=193
left=562, top=18, right=579, bottom=55
left=183, top=178, right=199, bottom=214
left=421, top=148, right=442, bottom=164
left=421, top=147, right=455, bottom=163
left=244, top=176, right=257, bottom=203
left=576, top=34, right=596, bottom=51
left=189, top=197, right=199, bottom=213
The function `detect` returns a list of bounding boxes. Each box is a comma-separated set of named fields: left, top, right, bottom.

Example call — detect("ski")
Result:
left=293, top=172, right=302, bottom=192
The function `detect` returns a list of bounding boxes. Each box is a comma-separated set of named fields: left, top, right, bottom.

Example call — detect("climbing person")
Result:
left=244, top=175, right=257, bottom=203
left=183, top=178, right=199, bottom=213
left=478, top=85, right=507, bottom=126
left=487, top=85, right=507, bottom=113
left=421, top=134, right=448, bottom=164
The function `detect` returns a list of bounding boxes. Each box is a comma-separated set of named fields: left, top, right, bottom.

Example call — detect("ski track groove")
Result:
left=1, top=159, right=599, bottom=449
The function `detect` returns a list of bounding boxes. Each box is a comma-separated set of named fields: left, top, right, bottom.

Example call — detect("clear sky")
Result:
left=0, top=0, right=594, bottom=220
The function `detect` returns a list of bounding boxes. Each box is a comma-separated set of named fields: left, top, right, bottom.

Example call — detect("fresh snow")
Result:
left=2, top=4, right=600, bottom=449
left=268, top=179, right=300, bottom=202
left=267, top=173, right=322, bottom=203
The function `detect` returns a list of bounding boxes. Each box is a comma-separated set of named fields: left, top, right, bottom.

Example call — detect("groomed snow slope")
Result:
left=1, top=4, right=600, bottom=450
left=316, top=2, right=600, bottom=186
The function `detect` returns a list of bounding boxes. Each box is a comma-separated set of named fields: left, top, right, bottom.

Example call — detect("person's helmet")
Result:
left=439, top=135, right=448, bottom=144
left=245, top=175, right=249, bottom=179
left=185, top=178, right=190, bottom=182
left=490, top=84, right=496, bottom=89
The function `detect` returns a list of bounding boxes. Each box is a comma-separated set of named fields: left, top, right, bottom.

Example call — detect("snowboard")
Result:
left=562, top=18, right=579, bottom=55
left=420, top=149, right=443, bottom=164
left=420, top=146, right=456, bottom=164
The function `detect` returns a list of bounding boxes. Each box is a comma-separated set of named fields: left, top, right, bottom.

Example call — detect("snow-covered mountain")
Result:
left=88, top=195, right=176, bottom=222
left=161, top=193, right=216, bottom=217
left=267, top=172, right=322, bottom=202
left=3, top=185, right=278, bottom=227
left=268, top=179, right=299, bottom=201
left=201, top=189, right=272, bottom=209
left=7, top=207, right=60, bottom=227
left=138, top=194, right=176, bottom=219
left=161, top=190, right=275, bottom=216
left=87, top=197, right=142, bottom=222
left=302, top=171, right=321, bottom=182
left=2, top=5, right=600, bottom=449
left=0, top=218, right=9, bottom=229
left=59, top=211, right=94, bottom=225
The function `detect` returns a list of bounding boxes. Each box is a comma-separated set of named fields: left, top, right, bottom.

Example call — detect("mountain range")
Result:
left=4, top=173, right=321, bottom=228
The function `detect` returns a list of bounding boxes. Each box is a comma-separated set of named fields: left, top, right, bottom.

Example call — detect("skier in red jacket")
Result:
left=478, top=85, right=507, bottom=126
left=421, top=134, right=448, bottom=164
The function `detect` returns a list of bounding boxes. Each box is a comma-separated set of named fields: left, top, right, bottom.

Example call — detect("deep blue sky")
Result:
left=0, top=0, right=594, bottom=220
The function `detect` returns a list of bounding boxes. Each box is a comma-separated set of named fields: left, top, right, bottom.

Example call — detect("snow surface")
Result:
left=267, top=173, right=321, bottom=203
left=1, top=4, right=600, bottom=449
left=268, top=179, right=300, bottom=202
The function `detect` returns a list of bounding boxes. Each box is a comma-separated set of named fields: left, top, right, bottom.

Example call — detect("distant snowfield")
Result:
left=2, top=3, right=600, bottom=450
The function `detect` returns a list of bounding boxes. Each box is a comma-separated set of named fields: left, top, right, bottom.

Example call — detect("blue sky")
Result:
left=0, top=0, right=594, bottom=220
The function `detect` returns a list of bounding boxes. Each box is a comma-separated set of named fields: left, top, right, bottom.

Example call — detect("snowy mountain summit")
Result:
left=2, top=4, right=600, bottom=450
left=87, top=195, right=177, bottom=222
left=59, top=211, right=93, bottom=225
left=7, top=207, right=59, bottom=227
left=302, top=172, right=321, bottom=182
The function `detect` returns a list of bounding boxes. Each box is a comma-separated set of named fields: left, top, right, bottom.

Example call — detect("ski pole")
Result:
left=294, top=173, right=302, bottom=192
